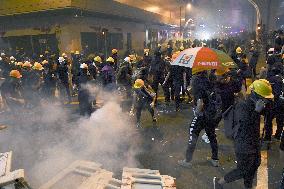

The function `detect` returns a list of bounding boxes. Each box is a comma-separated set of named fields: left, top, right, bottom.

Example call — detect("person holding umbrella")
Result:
left=173, top=47, right=236, bottom=167
left=178, top=70, right=221, bottom=168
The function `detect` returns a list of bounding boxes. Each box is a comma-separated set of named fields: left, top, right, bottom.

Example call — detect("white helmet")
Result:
left=58, top=57, right=65, bottom=62
left=124, top=57, right=131, bottom=63
left=80, top=63, right=88, bottom=69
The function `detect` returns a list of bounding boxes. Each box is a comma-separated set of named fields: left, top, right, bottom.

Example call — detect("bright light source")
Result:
left=200, top=31, right=210, bottom=40
left=181, top=18, right=186, bottom=21
left=186, top=3, right=192, bottom=10
left=145, top=6, right=160, bottom=13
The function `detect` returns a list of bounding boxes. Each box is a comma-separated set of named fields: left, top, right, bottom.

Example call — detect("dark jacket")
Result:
left=134, top=87, right=153, bottom=104
left=215, top=77, right=242, bottom=112
left=234, top=98, right=261, bottom=154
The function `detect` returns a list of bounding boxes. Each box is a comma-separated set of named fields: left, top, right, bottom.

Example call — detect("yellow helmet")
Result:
left=133, top=79, right=145, bottom=89
left=106, top=57, right=115, bottom=63
left=33, top=62, right=44, bottom=70
left=129, top=54, right=136, bottom=61
left=144, top=49, right=150, bottom=53
left=62, top=53, right=67, bottom=57
left=180, top=46, right=185, bottom=51
left=236, top=47, right=242, bottom=54
left=16, top=62, right=23, bottom=67
left=10, top=70, right=22, bottom=79
left=112, top=49, right=118, bottom=54
left=249, top=79, right=274, bottom=99
left=42, top=60, right=48, bottom=65
left=75, top=51, right=80, bottom=55
left=23, top=61, right=32, bottom=68
left=242, top=57, right=249, bottom=64
left=94, top=56, right=102, bottom=63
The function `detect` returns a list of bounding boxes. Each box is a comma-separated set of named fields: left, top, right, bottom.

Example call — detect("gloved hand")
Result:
left=129, top=107, right=134, bottom=116
left=255, top=99, right=266, bottom=113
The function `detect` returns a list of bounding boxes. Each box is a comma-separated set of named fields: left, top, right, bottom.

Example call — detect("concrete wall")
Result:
left=0, top=12, right=164, bottom=55
left=57, top=16, right=148, bottom=54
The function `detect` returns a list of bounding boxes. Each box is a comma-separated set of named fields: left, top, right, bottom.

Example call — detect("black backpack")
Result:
left=222, top=102, right=242, bottom=140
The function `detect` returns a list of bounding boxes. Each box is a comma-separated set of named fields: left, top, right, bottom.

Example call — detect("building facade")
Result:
left=0, top=0, right=175, bottom=57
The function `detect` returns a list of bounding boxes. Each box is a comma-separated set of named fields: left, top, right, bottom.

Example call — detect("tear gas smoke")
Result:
left=0, top=84, right=140, bottom=188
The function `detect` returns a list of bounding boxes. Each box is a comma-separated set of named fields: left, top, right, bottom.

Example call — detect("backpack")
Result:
left=222, top=102, right=242, bottom=140
left=102, top=66, right=114, bottom=85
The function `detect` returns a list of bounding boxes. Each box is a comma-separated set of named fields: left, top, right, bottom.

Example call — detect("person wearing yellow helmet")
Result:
left=33, top=62, right=44, bottom=71
left=214, top=79, right=274, bottom=189
left=16, top=62, right=23, bottom=71
left=101, top=57, right=116, bottom=89
left=111, top=49, right=118, bottom=71
left=41, top=59, right=57, bottom=100
left=130, top=79, right=157, bottom=128
left=1, top=70, right=25, bottom=112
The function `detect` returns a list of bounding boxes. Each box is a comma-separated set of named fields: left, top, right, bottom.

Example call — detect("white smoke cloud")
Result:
left=0, top=85, right=140, bottom=188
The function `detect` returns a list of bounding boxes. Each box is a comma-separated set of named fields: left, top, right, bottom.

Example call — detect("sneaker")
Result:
left=213, top=177, right=223, bottom=189
left=178, top=159, right=192, bottom=168
left=209, top=159, right=220, bottom=167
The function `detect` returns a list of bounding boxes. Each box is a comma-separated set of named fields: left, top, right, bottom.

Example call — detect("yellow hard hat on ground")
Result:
left=23, top=61, right=32, bottom=68
left=10, top=70, right=22, bottom=79
left=106, top=57, right=115, bottom=63
left=33, top=62, right=44, bottom=70
left=249, top=79, right=274, bottom=99
left=236, top=47, right=242, bottom=54
left=134, top=79, right=145, bottom=89
left=94, top=56, right=102, bottom=63
left=112, top=49, right=118, bottom=54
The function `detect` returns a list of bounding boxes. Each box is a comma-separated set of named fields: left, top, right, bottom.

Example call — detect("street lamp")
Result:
left=186, top=3, right=192, bottom=10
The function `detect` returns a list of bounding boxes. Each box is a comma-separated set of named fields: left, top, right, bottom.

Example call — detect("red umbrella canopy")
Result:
left=171, top=47, right=236, bottom=74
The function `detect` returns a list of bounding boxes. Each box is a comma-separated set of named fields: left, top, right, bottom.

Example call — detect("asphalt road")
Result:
left=0, top=96, right=283, bottom=189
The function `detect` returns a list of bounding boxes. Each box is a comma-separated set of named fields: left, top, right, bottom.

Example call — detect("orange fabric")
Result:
left=192, top=47, right=219, bottom=74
